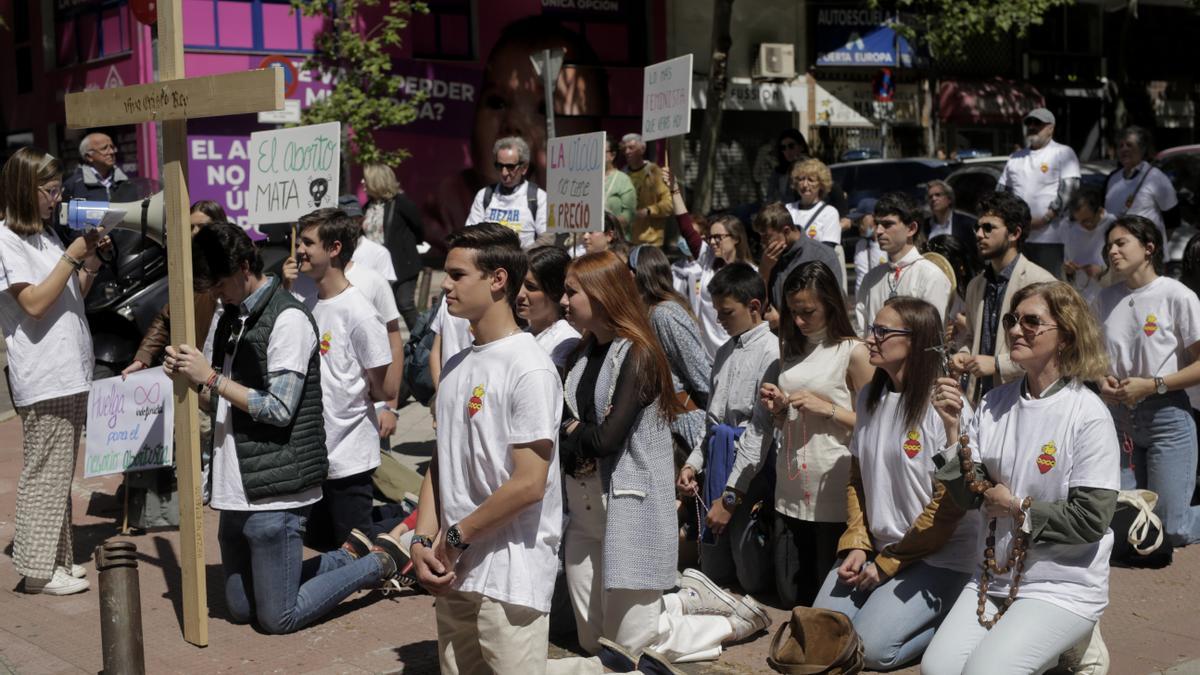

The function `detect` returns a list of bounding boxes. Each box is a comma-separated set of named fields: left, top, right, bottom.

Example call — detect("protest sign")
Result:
left=642, top=54, right=693, bottom=142
left=85, top=367, right=174, bottom=478
left=546, top=131, right=605, bottom=233
left=248, top=121, right=340, bottom=225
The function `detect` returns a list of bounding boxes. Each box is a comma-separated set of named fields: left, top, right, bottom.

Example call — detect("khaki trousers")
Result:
left=436, top=589, right=549, bottom=675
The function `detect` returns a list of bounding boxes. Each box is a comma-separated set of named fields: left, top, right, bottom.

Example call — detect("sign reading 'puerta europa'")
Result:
left=247, top=121, right=341, bottom=226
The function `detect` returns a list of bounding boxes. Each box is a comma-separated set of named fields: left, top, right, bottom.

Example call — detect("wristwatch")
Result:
left=411, top=533, right=434, bottom=550
left=721, top=489, right=742, bottom=509
left=1155, top=376, right=1168, bottom=395
left=446, top=523, right=470, bottom=550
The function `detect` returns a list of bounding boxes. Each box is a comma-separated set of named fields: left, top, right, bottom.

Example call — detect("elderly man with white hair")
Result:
left=465, top=135, right=550, bottom=250
left=62, top=132, right=140, bottom=203
left=622, top=132, right=674, bottom=247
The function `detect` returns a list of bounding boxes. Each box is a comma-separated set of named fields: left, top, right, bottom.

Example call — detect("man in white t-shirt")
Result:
left=997, top=108, right=1081, bottom=278
left=465, top=136, right=550, bottom=250
left=293, top=209, right=394, bottom=549
left=163, top=222, right=408, bottom=634
left=1105, top=126, right=1179, bottom=239
left=855, top=192, right=953, bottom=335
left=410, top=223, right=563, bottom=673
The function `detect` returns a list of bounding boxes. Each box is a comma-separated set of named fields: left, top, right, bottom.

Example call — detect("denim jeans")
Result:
left=1112, top=392, right=1200, bottom=546
left=217, top=507, right=384, bottom=634
left=813, top=559, right=970, bottom=671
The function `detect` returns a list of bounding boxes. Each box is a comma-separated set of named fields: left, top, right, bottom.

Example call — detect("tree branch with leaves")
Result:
left=874, top=0, right=1076, bottom=61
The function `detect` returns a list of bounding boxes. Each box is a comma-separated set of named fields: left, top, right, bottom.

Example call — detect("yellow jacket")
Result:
left=626, top=162, right=673, bottom=246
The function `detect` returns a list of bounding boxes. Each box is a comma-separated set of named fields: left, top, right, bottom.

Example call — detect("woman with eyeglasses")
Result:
left=811, top=296, right=979, bottom=671
left=629, top=245, right=713, bottom=463
left=0, top=148, right=110, bottom=595
left=758, top=261, right=874, bottom=608
left=1095, top=215, right=1200, bottom=546
left=923, top=281, right=1118, bottom=675
left=660, top=167, right=755, bottom=357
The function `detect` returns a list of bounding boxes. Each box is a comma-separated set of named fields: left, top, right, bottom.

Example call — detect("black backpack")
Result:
left=482, top=180, right=539, bottom=219
left=403, top=293, right=442, bottom=406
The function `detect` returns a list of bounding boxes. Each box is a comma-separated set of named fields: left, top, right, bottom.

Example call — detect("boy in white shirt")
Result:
left=855, top=192, right=952, bottom=335
left=1063, top=188, right=1114, bottom=302
left=410, top=223, right=563, bottom=672
left=293, top=208, right=394, bottom=549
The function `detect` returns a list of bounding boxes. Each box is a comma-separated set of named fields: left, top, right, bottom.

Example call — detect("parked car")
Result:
left=944, top=157, right=1117, bottom=217
left=830, top=158, right=953, bottom=210
left=840, top=148, right=882, bottom=162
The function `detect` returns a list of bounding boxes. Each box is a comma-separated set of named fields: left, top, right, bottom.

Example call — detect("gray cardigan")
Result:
left=649, top=301, right=712, bottom=453
left=564, top=338, right=678, bottom=592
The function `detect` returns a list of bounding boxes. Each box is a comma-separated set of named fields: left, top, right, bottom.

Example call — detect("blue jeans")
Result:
left=1113, top=392, right=1200, bottom=546
left=813, top=559, right=970, bottom=671
left=217, top=507, right=384, bottom=634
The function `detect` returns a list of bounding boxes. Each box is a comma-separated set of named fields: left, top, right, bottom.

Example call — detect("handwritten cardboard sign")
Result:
left=84, top=367, right=174, bottom=478
left=248, top=121, right=341, bottom=225
left=546, top=131, right=605, bottom=233
left=641, top=54, right=693, bottom=142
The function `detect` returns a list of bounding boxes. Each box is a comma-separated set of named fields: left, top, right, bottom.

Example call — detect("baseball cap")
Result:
left=337, top=194, right=364, bottom=218
left=848, top=197, right=878, bottom=222
left=1023, top=108, right=1055, bottom=126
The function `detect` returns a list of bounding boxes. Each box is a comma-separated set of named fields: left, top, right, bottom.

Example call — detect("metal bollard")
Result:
left=95, top=540, right=146, bottom=675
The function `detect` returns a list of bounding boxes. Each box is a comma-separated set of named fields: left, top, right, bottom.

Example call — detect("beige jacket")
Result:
left=957, top=254, right=1055, bottom=403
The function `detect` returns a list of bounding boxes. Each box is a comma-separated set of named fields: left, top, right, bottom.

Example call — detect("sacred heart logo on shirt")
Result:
left=807, top=225, right=818, bottom=239
left=319, top=331, right=332, bottom=356
left=1036, top=441, right=1058, bottom=474
left=902, top=430, right=922, bottom=459
left=467, top=384, right=486, bottom=417
left=1143, top=314, right=1159, bottom=337
left=1040, top=163, right=1049, bottom=173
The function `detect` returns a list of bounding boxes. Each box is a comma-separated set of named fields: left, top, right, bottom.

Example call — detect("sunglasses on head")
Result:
left=1002, top=312, right=1057, bottom=335
left=494, top=161, right=524, bottom=171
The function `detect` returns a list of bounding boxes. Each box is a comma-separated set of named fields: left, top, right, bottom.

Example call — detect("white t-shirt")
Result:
left=351, top=236, right=397, bottom=282
left=534, top=318, right=580, bottom=369
left=435, top=332, right=563, bottom=611
left=211, top=306, right=322, bottom=511
left=431, top=299, right=473, bottom=368
left=849, top=388, right=980, bottom=573
left=997, top=140, right=1081, bottom=244
left=1095, top=276, right=1200, bottom=381
left=311, top=287, right=391, bottom=479
left=0, top=224, right=93, bottom=407
left=465, top=181, right=548, bottom=250
left=786, top=200, right=841, bottom=244
left=1105, top=162, right=1177, bottom=238
left=853, top=236, right=888, bottom=295
left=963, top=380, right=1120, bottom=621
left=1063, top=213, right=1114, bottom=302
left=292, top=265, right=400, bottom=326
left=855, top=246, right=953, bottom=337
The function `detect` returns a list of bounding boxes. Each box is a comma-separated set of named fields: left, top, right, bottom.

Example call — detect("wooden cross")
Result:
left=64, top=0, right=283, bottom=648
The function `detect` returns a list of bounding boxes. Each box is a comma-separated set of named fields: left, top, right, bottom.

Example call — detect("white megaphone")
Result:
left=58, top=193, right=166, bottom=246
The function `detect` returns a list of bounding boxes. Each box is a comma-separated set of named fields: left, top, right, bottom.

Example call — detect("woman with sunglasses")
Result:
left=556, top=251, right=768, bottom=666
left=630, top=245, right=713, bottom=461
left=923, top=281, right=1118, bottom=675
left=0, top=148, right=109, bottom=595
left=812, top=296, right=979, bottom=671
left=1096, top=215, right=1200, bottom=546
left=765, top=129, right=809, bottom=204
left=759, top=261, right=874, bottom=608
left=661, top=167, right=755, bottom=357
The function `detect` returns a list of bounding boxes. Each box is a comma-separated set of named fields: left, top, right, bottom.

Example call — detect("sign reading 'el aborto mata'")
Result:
left=248, top=121, right=341, bottom=225
left=641, top=54, right=693, bottom=142
left=547, top=131, right=605, bottom=233
left=85, top=367, right=174, bottom=478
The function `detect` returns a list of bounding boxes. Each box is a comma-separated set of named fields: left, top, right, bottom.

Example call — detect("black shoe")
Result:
left=637, top=648, right=683, bottom=675
left=596, top=638, right=638, bottom=673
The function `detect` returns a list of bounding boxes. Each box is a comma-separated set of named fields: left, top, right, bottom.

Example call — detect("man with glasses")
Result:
left=465, top=136, right=549, bottom=250
left=62, top=132, right=140, bottom=203
left=996, top=108, right=1080, bottom=278
left=951, top=192, right=1054, bottom=403
left=854, top=192, right=952, bottom=337
left=622, top=132, right=674, bottom=247
left=923, top=180, right=977, bottom=255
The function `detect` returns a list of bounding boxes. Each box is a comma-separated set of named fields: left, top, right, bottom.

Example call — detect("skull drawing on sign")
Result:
left=309, top=177, right=329, bottom=207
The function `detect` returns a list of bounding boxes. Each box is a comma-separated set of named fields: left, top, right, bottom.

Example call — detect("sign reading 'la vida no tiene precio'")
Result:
left=248, top=121, right=341, bottom=225
left=547, top=131, right=605, bottom=233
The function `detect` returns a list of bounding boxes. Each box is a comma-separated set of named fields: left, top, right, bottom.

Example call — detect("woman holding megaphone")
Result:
left=0, top=147, right=111, bottom=596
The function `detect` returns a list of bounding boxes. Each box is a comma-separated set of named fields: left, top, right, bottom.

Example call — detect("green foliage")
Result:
left=873, top=0, right=1077, bottom=61
left=290, top=0, right=428, bottom=168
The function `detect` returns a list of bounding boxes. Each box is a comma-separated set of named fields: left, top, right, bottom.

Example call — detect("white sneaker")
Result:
left=26, top=569, right=90, bottom=596
left=727, top=594, right=770, bottom=641
left=57, top=564, right=86, bottom=579
left=678, top=568, right=738, bottom=616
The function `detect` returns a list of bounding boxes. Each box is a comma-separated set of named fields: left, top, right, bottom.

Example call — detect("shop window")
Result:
left=183, top=0, right=321, bottom=53
left=54, top=0, right=132, bottom=66
left=411, top=0, right=474, bottom=61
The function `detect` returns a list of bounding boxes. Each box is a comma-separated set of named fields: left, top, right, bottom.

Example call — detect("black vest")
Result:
left=212, top=277, right=327, bottom=501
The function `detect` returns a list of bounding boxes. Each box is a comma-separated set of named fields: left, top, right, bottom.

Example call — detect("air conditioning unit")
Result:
left=753, top=43, right=796, bottom=80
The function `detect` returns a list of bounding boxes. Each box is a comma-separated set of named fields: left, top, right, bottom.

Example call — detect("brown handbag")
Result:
left=766, top=606, right=865, bottom=674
